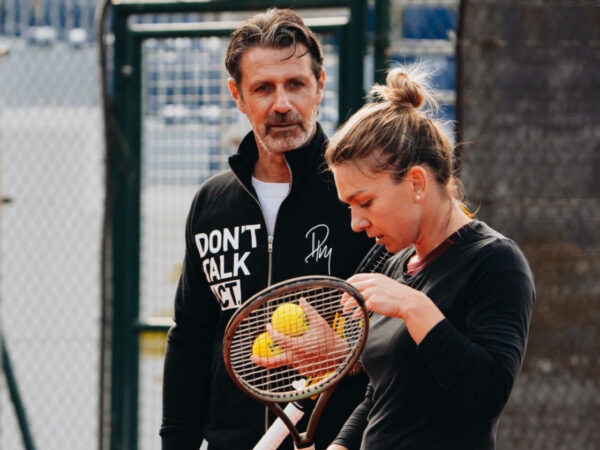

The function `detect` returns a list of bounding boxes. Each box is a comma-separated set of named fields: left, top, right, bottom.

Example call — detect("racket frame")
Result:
left=222, top=275, right=369, bottom=449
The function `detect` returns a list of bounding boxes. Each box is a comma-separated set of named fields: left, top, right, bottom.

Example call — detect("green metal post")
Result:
left=110, top=8, right=142, bottom=450
left=338, top=0, right=368, bottom=121
left=374, top=0, right=391, bottom=85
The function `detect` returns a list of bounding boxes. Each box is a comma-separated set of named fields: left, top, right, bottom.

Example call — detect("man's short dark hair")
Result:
left=225, top=8, right=324, bottom=86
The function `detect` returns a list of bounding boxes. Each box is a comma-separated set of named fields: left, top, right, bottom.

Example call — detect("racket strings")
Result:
left=355, top=246, right=395, bottom=321
left=369, top=250, right=394, bottom=273
left=359, top=245, right=394, bottom=274
left=229, top=285, right=366, bottom=402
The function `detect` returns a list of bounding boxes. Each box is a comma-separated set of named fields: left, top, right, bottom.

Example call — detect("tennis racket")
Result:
left=354, top=243, right=394, bottom=275
left=251, top=244, right=394, bottom=449
left=222, top=275, right=369, bottom=450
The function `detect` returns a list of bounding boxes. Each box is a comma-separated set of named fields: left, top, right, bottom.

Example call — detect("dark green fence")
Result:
left=102, top=1, right=374, bottom=448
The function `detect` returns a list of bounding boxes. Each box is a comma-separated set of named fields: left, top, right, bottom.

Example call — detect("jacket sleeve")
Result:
left=417, top=239, right=535, bottom=420
left=160, top=196, right=221, bottom=449
left=330, top=384, right=373, bottom=450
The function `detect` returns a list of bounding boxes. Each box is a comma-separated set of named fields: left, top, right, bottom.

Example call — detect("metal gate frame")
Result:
left=101, top=1, right=389, bottom=449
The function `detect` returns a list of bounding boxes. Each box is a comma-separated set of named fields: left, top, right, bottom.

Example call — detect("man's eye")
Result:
left=288, top=80, right=304, bottom=89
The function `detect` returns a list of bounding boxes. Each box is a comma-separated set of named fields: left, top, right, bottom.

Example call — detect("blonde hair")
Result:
left=325, top=63, right=463, bottom=201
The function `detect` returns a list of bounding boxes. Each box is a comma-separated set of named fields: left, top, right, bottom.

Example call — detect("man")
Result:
left=160, top=8, right=373, bottom=449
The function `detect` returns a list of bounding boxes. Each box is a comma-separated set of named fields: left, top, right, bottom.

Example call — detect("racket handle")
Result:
left=253, top=402, right=305, bottom=450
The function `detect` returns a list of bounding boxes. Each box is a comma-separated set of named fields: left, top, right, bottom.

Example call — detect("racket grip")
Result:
left=253, top=402, right=305, bottom=450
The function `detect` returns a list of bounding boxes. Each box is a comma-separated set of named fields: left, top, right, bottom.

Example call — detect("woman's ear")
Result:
left=406, top=165, right=428, bottom=195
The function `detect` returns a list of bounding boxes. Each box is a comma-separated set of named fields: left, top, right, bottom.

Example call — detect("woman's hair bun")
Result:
left=370, top=63, right=437, bottom=113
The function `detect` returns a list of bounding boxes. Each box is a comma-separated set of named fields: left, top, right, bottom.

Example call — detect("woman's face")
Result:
left=331, top=163, right=422, bottom=253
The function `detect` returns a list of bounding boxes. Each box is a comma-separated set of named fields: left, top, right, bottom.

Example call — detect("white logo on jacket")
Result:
left=304, top=224, right=332, bottom=275
left=195, top=224, right=260, bottom=310
left=195, top=223, right=334, bottom=310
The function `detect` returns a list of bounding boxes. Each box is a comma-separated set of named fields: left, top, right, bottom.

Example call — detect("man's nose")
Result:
left=272, top=86, right=292, bottom=113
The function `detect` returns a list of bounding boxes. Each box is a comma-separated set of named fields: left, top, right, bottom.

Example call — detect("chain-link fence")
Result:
left=0, top=1, right=102, bottom=449
left=457, top=0, right=600, bottom=448
left=137, top=27, right=346, bottom=450
left=104, top=2, right=372, bottom=447
left=2, top=0, right=598, bottom=449
left=126, top=2, right=458, bottom=449
left=390, top=0, right=458, bottom=121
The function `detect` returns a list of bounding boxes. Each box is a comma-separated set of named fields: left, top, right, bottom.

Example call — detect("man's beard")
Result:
left=253, top=106, right=319, bottom=155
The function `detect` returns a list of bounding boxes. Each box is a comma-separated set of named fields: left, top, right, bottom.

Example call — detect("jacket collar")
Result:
left=228, top=123, right=329, bottom=188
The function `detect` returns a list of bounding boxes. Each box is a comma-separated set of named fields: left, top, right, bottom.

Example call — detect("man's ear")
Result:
left=228, top=78, right=246, bottom=114
left=317, top=69, right=326, bottom=103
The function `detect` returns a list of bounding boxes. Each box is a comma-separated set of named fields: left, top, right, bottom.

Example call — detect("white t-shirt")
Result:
left=251, top=177, right=290, bottom=236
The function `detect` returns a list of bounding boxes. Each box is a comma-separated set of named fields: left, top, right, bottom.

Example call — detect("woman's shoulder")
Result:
left=466, top=220, right=532, bottom=273
left=464, top=220, right=514, bottom=248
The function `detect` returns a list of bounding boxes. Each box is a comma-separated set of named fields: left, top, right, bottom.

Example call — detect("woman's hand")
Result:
left=250, top=297, right=350, bottom=377
left=343, top=273, right=445, bottom=345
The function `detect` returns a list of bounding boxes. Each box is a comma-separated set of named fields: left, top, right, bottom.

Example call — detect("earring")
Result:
left=415, top=194, right=422, bottom=201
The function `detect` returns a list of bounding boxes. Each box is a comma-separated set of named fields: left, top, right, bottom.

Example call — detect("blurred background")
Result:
left=0, top=0, right=598, bottom=449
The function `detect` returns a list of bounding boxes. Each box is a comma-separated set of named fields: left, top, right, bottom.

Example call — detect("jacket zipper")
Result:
left=267, top=235, right=274, bottom=286
left=233, top=157, right=292, bottom=288
left=265, top=236, right=274, bottom=433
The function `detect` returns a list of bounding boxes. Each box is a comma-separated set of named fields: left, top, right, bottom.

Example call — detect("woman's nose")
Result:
left=351, top=212, right=370, bottom=233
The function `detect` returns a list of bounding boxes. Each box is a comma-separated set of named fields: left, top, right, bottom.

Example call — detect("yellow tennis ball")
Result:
left=271, top=303, right=308, bottom=336
left=252, top=332, right=282, bottom=358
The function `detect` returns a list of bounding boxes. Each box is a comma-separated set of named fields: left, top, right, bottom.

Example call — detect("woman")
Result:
left=324, top=65, right=535, bottom=450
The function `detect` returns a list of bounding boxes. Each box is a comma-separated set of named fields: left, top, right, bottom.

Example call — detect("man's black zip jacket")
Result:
left=161, top=124, right=373, bottom=450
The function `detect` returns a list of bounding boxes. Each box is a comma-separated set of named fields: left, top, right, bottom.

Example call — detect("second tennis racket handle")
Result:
left=253, top=403, right=305, bottom=450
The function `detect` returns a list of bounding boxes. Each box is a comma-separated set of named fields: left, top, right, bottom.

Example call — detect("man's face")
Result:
left=228, top=45, right=325, bottom=155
